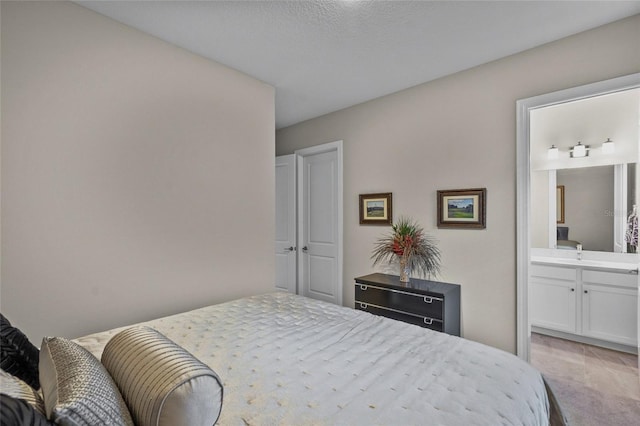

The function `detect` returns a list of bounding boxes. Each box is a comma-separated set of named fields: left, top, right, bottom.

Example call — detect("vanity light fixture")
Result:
left=547, top=145, right=559, bottom=159
left=570, top=142, right=588, bottom=158
left=601, top=137, right=615, bottom=154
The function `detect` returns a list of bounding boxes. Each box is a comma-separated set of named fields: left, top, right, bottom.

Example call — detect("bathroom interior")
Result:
left=529, top=86, right=639, bottom=352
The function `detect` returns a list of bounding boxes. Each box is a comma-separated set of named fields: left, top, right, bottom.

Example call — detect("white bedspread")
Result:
left=75, top=292, right=549, bottom=425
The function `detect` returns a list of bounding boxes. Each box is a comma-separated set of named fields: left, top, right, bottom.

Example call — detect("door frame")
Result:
left=295, top=140, right=344, bottom=305
left=275, top=154, right=297, bottom=294
left=516, top=73, right=640, bottom=361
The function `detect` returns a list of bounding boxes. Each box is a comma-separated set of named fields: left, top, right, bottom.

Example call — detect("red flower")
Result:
left=392, top=241, right=403, bottom=256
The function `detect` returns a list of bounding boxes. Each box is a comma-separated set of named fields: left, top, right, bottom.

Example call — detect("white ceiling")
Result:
left=76, top=1, right=640, bottom=129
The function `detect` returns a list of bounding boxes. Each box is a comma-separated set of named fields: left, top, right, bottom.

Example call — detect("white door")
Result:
left=275, top=155, right=297, bottom=293
left=297, top=141, right=343, bottom=305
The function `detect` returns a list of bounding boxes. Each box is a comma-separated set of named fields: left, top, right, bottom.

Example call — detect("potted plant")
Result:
left=371, top=216, right=441, bottom=282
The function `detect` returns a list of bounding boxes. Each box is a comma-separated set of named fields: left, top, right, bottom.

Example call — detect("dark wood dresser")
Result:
left=354, top=273, right=461, bottom=336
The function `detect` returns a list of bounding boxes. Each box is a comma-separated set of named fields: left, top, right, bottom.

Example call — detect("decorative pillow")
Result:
left=0, top=394, right=53, bottom=426
left=39, top=336, right=134, bottom=426
left=0, top=313, right=40, bottom=389
left=102, top=326, right=223, bottom=426
left=0, top=370, right=45, bottom=416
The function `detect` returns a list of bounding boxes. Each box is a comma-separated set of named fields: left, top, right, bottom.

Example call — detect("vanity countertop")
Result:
left=531, top=256, right=639, bottom=272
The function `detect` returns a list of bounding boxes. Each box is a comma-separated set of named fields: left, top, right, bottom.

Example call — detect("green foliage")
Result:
left=371, top=216, right=441, bottom=279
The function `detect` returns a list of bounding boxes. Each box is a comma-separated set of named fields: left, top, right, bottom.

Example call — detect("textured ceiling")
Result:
left=76, top=1, right=640, bottom=129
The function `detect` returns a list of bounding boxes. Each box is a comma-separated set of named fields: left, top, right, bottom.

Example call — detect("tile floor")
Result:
left=530, top=333, right=640, bottom=426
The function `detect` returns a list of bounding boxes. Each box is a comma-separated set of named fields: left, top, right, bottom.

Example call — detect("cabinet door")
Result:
left=530, top=278, right=577, bottom=333
left=582, top=283, right=638, bottom=346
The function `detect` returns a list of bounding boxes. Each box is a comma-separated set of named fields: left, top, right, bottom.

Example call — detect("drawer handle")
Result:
left=360, top=285, right=368, bottom=291
left=359, top=303, right=368, bottom=310
left=423, top=296, right=433, bottom=303
left=423, top=318, right=433, bottom=325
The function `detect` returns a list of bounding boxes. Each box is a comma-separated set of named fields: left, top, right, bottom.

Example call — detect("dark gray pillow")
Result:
left=39, top=336, right=134, bottom=426
left=0, top=394, right=54, bottom=426
left=102, top=326, right=223, bottom=426
left=0, top=313, right=40, bottom=389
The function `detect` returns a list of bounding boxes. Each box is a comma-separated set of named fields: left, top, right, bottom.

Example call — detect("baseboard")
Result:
left=532, top=326, right=638, bottom=355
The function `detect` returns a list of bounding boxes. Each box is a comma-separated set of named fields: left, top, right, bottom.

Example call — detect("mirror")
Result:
left=555, top=164, right=636, bottom=252
left=530, top=88, right=639, bottom=253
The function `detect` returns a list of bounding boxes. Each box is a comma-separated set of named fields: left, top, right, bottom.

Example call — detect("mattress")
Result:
left=557, top=240, right=581, bottom=250
left=75, top=292, right=550, bottom=425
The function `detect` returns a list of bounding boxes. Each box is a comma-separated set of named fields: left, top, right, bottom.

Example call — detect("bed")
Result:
left=70, top=292, right=564, bottom=426
left=557, top=226, right=581, bottom=250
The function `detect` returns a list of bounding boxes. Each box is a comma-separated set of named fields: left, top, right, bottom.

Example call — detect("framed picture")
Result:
left=556, top=185, right=565, bottom=224
left=359, top=193, right=393, bottom=225
left=437, top=188, right=486, bottom=229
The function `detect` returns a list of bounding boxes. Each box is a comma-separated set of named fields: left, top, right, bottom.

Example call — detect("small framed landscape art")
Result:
left=359, top=192, right=392, bottom=225
left=437, top=188, right=486, bottom=229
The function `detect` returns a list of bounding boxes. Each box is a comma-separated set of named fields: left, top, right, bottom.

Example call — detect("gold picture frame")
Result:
left=556, top=185, right=565, bottom=224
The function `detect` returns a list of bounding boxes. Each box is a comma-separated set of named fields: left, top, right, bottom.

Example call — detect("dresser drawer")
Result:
left=355, top=302, right=444, bottom=332
left=355, top=283, right=443, bottom=320
left=354, top=273, right=460, bottom=336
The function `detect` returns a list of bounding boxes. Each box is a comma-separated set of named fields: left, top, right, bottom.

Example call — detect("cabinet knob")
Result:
left=584, top=290, right=588, bottom=294
left=570, top=288, right=575, bottom=292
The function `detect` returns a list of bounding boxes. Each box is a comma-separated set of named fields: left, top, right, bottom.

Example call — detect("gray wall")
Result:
left=1, top=2, right=275, bottom=342
left=276, top=15, right=640, bottom=353
left=558, top=166, right=615, bottom=252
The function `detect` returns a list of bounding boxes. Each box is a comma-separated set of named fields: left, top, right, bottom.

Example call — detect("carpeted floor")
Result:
left=530, top=333, right=640, bottom=426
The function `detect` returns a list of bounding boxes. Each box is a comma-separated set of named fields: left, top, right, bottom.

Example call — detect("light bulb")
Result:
left=602, top=138, right=615, bottom=154
left=572, top=142, right=586, bottom=158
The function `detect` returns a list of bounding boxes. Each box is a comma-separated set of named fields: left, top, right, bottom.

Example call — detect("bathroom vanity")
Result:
left=530, top=250, right=639, bottom=352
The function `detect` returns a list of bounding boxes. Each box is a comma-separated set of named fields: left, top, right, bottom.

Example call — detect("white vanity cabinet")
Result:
left=531, top=261, right=638, bottom=349
left=581, top=269, right=638, bottom=346
left=530, top=264, right=577, bottom=333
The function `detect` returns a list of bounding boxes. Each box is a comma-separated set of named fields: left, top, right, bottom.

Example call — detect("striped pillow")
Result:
left=0, top=369, right=45, bottom=416
left=39, top=336, right=134, bottom=426
left=102, top=326, right=223, bottom=426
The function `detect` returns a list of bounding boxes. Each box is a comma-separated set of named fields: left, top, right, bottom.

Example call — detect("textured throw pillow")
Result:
left=0, top=313, right=40, bottom=389
left=102, top=326, right=223, bottom=426
left=0, top=370, right=46, bottom=416
left=0, top=394, right=54, bottom=426
left=39, top=336, right=134, bottom=426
